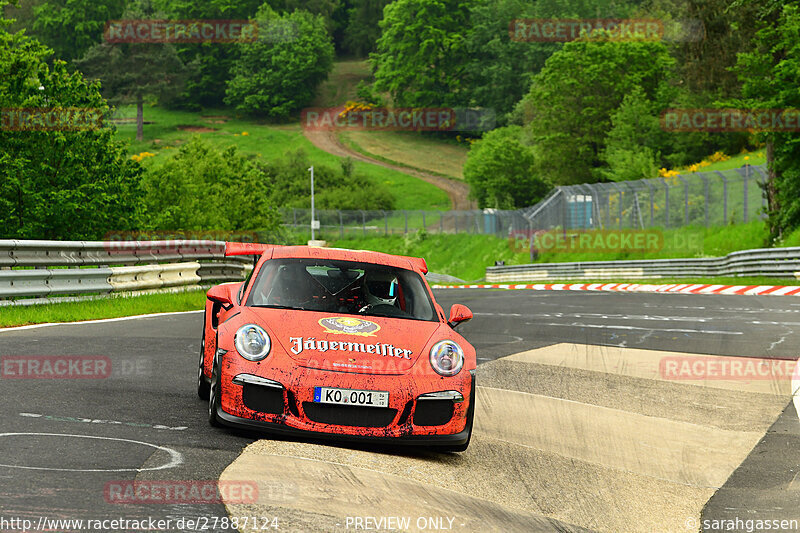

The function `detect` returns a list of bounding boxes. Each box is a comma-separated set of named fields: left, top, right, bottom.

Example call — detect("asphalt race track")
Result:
left=1, top=289, right=799, bottom=532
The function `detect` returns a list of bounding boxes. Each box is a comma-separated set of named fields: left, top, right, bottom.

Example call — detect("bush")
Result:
left=140, top=137, right=280, bottom=231
left=256, top=150, right=396, bottom=211
left=463, top=125, right=549, bottom=209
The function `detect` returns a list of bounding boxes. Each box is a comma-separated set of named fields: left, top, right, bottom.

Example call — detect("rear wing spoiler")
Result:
left=224, top=242, right=275, bottom=256
left=409, top=257, right=428, bottom=274
left=224, top=242, right=428, bottom=273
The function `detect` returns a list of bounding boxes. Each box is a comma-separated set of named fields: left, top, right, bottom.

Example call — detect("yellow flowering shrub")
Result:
left=131, top=151, right=155, bottom=162
left=658, top=168, right=679, bottom=178
left=707, top=151, right=729, bottom=163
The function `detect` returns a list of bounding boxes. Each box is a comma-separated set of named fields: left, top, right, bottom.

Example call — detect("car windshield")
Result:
left=246, top=258, right=438, bottom=322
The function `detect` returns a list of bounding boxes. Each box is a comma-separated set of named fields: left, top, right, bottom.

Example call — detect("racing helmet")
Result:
left=363, top=270, right=399, bottom=307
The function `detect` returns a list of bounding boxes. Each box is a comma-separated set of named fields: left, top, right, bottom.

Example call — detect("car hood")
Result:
left=241, top=307, right=442, bottom=374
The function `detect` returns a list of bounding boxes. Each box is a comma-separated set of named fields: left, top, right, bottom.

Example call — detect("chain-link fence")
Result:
left=281, top=165, right=767, bottom=239
left=280, top=208, right=532, bottom=239
left=527, top=165, right=767, bottom=230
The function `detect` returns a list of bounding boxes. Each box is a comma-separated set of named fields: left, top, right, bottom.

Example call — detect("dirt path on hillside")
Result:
left=303, top=129, right=475, bottom=210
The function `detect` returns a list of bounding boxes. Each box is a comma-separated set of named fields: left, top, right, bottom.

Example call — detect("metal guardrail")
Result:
left=0, top=240, right=251, bottom=302
left=0, top=239, right=227, bottom=267
left=486, top=247, right=800, bottom=282
left=0, top=268, right=113, bottom=298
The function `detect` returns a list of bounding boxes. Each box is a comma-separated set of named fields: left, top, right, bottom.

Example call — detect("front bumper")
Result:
left=215, top=356, right=475, bottom=444
left=215, top=406, right=472, bottom=446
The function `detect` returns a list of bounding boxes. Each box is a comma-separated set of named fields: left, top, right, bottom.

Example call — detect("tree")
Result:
left=463, top=0, right=641, bottom=124
left=75, top=2, right=191, bottom=141
left=462, top=0, right=551, bottom=124
left=463, top=126, right=550, bottom=209
left=2, top=0, right=46, bottom=35
left=141, top=137, right=281, bottom=231
left=734, top=3, right=800, bottom=239
left=31, top=0, right=126, bottom=61
left=225, top=5, right=334, bottom=118
left=372, top=0, right=474, bottom=107
left=636, top=0, right=761, bottom=98
left=152, top=0, right=262, bottom=108
left=265, top=0, right=341, bottom=34
left=0, top=2, right=142, bottom=239
left=517, top=34, right=675, bottom=185
left=600, top=86, right=661, bottom=182
left=342, top=0, right=389, bottom=57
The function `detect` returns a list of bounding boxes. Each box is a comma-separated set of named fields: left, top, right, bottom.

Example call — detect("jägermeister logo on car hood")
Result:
left=319, top=317, right=380, bottom=337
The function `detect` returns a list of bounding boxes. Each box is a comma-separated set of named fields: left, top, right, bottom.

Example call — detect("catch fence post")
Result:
left=700, top=174, right=709, bottom=227
left=743, top=167, right=749, bottom=223
left=716, top=171, right=728, bottom=224
left=678, top=175, right=689, bottom=226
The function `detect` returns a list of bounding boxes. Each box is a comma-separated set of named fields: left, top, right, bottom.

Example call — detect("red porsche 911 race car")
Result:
left=197, top=243, right=476, bottom=451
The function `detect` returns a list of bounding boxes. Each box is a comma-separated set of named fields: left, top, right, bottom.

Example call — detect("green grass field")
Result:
left=311, top=60, right=372, bottom=107
left=112, top=105, right=450, bottom=211
left=526, top=220, right=770, bottom=264
left=339, top=130, right=469, bottom=179
left=330, top=233, right=534, bottom=281
left=325, top=220, right=799, bottom=281
left=109, top=58, right=461, bottom=211
left=0, top=290, right=206, bottom=328
left=686, top=151, right=766, bottom=172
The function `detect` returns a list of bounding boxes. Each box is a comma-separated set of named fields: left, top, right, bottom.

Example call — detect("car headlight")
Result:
left=429, top=340, right=464, bottom=376
left=234, top=324, right=271, bottom=361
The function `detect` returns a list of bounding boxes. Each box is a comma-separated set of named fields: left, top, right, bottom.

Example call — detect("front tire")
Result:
left=208, top=356, right=222, bottom=427
left=197, top=331, right=210, bottom=400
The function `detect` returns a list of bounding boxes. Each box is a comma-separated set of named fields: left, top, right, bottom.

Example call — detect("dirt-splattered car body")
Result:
left=198, top=243, right=475, bottom=450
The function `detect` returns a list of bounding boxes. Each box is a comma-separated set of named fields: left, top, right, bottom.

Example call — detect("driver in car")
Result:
left=360, top=271, right=400, bottom=314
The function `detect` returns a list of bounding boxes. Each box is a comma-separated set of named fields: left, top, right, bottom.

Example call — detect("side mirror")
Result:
left=207, top=284, right=235, bottom=310
left=448, top=304, right=473, bottom=328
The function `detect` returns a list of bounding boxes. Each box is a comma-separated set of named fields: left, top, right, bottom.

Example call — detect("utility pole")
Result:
left=309, top=166, right=315, bottom=241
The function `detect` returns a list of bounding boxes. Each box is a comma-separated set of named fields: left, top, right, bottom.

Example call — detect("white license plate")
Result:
left=313, top=387, right=389, bottom=408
